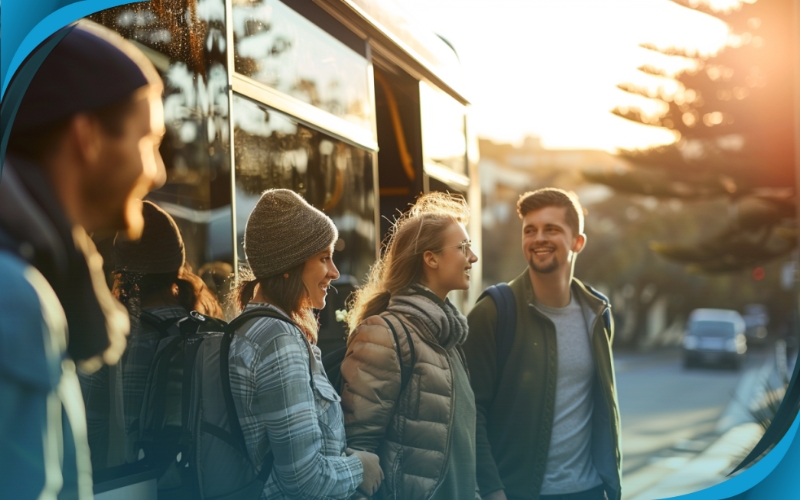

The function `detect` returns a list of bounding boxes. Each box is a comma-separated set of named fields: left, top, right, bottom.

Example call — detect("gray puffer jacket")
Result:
left=341, top=287, right=479, bottom=500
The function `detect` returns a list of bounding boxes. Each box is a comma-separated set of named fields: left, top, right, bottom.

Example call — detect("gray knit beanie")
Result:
left=113, top=201, right=185, bottom=273
left=244, top=189, right=338, bottom=279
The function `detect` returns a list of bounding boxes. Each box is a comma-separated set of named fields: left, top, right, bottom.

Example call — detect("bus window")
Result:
left=90, top=2, right=234, bottom=301
left=420, top=80, right=468, bottom=178
left=85, top=1, right=233, bottom=488
left=232, top=94, right=377, bottom=320
left=232, top=0, right=373, bottom=132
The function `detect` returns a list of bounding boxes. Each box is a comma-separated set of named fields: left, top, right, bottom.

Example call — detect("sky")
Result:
left=399, top=0, right=740, bottom=152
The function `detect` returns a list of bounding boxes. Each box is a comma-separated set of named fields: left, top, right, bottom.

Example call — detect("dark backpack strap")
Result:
left=380, top=315, right=415, bottom=392
left=478, top=284, right=517, bottom=373
left=178, top=332, right=206, bottom=463
left=226, top=308, right=298, bottom=333
left=257, top=451, right=275, bottom=483
left=585, top=285, right=613, bottom=337
left=321, top=345, right=347, bottom=394
left=140, top=311, right=183, bottom=340
left=147, top=336, right=184, bottom=436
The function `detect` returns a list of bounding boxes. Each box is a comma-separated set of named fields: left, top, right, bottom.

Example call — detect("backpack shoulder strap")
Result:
left=221, top=308, right=308, bottom=481
left=225, top=308, right=314, bottom=376
left=380, top=314, right=415, bottom=393
left=226, top=308, right=298, bottom=334
left=585, top=285, right=613, bottom=337
left=140, top=310, right=183, bottom=340
left=478, top=283, right=517, bottom=371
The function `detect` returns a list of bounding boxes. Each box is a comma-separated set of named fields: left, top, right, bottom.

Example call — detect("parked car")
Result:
left=742, top=303, right=770, bottom=346
left=682, top=309, right=747, bottom=369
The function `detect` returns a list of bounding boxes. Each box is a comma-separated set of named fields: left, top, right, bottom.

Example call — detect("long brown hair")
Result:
left=347, top=192, right=470, bottom=332
left=113, top=263, right=223, bottom=319
left=234, top=264, right=318, bottom=343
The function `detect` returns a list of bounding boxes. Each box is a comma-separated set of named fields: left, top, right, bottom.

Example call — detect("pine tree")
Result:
left=586, top=0, right=796, bottom=272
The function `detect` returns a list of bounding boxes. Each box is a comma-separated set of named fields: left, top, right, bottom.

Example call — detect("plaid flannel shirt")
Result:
left=121, top=306, right=187, bottom=433
left=229, top=303, right=363, bottom=500
left=79, top=305, right=187, bottom=465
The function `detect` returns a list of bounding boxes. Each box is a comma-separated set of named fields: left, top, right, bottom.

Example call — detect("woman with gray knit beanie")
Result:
left=341, top=192, right=481, bottom=500
left=228, top=189, right=383, bottom=499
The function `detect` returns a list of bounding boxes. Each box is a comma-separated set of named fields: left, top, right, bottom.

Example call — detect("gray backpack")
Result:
left=136, top=308, right=295, bottom=499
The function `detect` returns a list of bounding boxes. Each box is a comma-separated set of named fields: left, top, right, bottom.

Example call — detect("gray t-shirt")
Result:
left=537, top=294, right=603, bottom=495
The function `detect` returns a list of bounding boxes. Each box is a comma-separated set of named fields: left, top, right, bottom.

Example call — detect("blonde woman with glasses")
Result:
left=341, top=192, right=481, bottom=500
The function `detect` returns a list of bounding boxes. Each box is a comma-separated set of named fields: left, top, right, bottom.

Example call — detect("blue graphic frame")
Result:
left=0, top=0, right=799, bottom=497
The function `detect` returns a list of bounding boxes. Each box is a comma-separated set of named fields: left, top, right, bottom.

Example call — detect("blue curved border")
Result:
left=1, top=0, right=137, bottom=98
left=1, top=0, right=799, bottom=497
left=667, top=413, right=800, bottom=499
left=0, top=0, right=137, bottom=172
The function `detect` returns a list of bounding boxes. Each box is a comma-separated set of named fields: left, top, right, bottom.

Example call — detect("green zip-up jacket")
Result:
left=464, top=270, right=622, bottom=500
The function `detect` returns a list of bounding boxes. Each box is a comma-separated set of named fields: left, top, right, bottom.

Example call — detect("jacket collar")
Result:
left=0, top=158, right=70, bottom=275
left=0, top=156, right=128, bottom=362
left=516, top=267, right=607, bottom=314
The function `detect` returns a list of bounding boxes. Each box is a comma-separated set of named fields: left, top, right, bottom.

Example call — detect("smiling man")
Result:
left=464, top=188, right=622, bottom=500
left=0, top=21, right=164, bottom=499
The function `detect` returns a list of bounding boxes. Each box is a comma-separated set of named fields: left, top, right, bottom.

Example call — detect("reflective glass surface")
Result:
left=420, top=81, right=467, bottom=177
left=690, top=321, right=736, bottom=337
left=233, top=0, right=372, bottom=131
left=232, top=94, right=377, bottom=292
left=91, top=0, right=234, bottom=274
left=85, top=0, right=233, bottom=476
left=346, top=0, right=463, bottom=90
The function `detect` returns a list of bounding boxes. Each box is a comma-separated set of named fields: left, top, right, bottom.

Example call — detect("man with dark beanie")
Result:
left=0, top=20, right=165, bottom=498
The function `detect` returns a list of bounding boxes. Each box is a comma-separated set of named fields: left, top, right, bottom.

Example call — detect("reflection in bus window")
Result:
left=86, top=0, right=234, bottom=475
left=233, top=0, right=372, bottom=131
left=232, top=94, right=376, bottom=290
left=91, top=1, right=234, bottom=279
left=420, top=81, right=467, bottom=177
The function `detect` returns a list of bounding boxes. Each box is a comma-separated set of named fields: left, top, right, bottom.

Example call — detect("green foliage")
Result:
left=595, top=0, right=797, bottom=273
left=576, top=191, right=795, bottom=347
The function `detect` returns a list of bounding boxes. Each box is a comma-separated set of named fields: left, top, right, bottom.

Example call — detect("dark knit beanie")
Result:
left=244, top=189, right=338, bottom=279
left=113, top=201, right=185, bottom=273
left=13, top=20, right=161, bottom=132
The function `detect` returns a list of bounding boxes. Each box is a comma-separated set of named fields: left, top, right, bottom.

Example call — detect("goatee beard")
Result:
left=528, top=256, right=559, bottom=274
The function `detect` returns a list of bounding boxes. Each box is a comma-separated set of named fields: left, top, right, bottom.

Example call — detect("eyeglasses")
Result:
left=434, top=240, right=472, bottom=257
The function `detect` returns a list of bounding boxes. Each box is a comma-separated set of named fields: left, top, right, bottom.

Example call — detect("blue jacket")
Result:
left=0, top=158, right=121, bottom=499
left=0, top=247, right=92, bottom=499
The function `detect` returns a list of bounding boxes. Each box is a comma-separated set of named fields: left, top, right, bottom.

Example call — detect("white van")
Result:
left=682, top=308, right=747, bottom=369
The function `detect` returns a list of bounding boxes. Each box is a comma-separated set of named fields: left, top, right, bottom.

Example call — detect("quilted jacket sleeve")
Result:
left=340, top=316, right=403, bottom=453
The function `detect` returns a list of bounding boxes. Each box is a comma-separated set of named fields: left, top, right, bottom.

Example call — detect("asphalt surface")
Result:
left=615, top=346, right=770, bottom=499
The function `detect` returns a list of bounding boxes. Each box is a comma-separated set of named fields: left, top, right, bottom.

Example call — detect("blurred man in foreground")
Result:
left=0, top=20, right=165, bottom=498
left=464, top=188, right=622, bottom=500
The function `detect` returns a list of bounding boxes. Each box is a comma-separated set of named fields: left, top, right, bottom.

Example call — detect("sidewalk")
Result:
left=625, top=354, right=777, bottom=499
left=628, top=422, right=764, bottom=500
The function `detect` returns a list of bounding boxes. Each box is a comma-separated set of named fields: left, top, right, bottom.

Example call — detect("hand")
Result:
left=483, top=490, right=507, bottom=500
left=347, top=448, right=383, bottom=497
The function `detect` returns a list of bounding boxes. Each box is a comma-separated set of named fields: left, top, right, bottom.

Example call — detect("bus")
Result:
left=90, top=0, right=481, bottom=354
left=84, top=0, right=480, bottom=495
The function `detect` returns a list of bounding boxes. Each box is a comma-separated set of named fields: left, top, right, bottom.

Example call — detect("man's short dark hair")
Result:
left=7, top=95, right=140, bottom=162
left=516, top=188, right=584, bottom=235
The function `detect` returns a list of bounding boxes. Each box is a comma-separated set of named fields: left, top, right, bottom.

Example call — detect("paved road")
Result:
left=615, top=347, right=770, bottom=499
